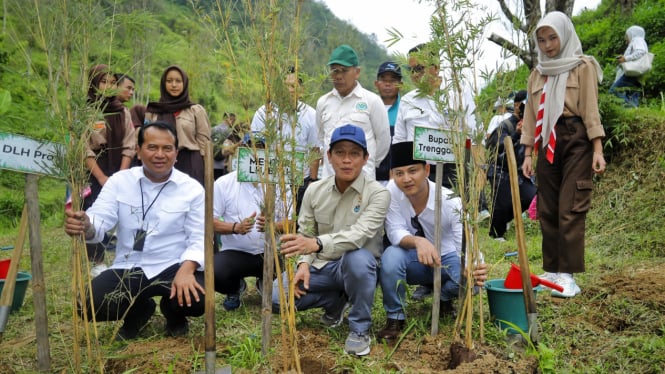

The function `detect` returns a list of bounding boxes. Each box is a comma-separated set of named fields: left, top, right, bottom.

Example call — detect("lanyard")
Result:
left=139, top=179, right=169, bottom=221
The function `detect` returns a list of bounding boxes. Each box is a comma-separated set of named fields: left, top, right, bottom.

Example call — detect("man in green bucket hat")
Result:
left=316, top=44, right=391, bottom=182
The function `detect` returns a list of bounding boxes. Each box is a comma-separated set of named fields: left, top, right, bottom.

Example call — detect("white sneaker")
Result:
left=90, top=263, right=108, bottom=278
left=538, top=272, right=560, bottom=284
left=479, top=210, right=491, bottom=221
left=551, top=273, right=581, bottom=298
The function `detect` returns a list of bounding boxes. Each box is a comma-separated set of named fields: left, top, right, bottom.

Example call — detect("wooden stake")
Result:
left=503, top=136, right=539, bottom=344
left=203, top=141, right=217, bottom=373
left=261, top=184, right=275, bottom=356
left=25, top=174, right=51, bottom=371
left=431, top=161, right=443, bottom=336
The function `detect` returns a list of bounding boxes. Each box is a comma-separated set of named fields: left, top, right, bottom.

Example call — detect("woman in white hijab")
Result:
left=520, top=11, right=606, bottom=298
left=610, top=25, right=649, bottom=107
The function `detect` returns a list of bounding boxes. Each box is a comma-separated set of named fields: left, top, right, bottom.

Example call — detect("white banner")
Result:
left=236, top=147, right=305, bottom=184
left=412, top=126, right=456, bottom=163
left=0, top=132, right=63, bottom=176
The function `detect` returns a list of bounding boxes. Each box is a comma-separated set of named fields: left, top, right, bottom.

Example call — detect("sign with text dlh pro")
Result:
left=236, top=147, right=305, bottom=184
left=0, top=132, right=63, bottom=176
left=412, top=126, right=455, bottom=163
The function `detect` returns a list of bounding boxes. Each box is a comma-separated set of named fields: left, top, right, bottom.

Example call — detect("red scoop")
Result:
left=504, top=263, right=564, bottom=292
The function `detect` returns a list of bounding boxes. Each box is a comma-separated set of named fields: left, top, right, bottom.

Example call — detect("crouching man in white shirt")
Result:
left=64, top=121, right=206, bottom=340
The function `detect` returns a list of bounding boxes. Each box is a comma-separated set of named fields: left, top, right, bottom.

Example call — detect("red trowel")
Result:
left=504, top=263, right=563, bottom=292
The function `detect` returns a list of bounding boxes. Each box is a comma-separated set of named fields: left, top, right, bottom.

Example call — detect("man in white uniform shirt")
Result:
left=251, top=67, right=320, bottom=213
left=213, top=133, right=291, bottom=311
left=316, top=44, right=391, bottom=180
left=64, top=121, right=205, bottom=340
left=393, top=43, right=477, bottom=189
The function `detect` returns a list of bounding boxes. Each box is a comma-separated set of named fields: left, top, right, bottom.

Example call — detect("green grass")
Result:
left=1, top=104, right=665, bottom=372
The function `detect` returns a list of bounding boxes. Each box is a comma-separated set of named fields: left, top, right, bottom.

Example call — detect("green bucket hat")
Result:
left=328, top=45, right=359, bottom=67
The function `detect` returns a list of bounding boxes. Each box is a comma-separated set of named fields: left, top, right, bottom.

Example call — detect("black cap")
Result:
left=514, top=90, right=528, bottom=103
left=390, top=142, right=425, bottom=169
left=377, top=61, right=402, bottom=79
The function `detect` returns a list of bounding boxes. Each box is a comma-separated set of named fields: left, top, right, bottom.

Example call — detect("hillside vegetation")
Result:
left=0, top=0, right=390, bottom=230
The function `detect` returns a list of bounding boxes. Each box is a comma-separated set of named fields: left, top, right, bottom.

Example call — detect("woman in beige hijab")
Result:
left=520, top=11, right=606, bottom=298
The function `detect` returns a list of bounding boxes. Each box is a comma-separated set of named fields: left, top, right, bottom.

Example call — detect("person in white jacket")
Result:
left=610, top=25, right=649, bottom=107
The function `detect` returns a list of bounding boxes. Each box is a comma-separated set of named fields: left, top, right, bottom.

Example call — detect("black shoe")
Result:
left=440, top=300, right=457, bottom=319
left=116, top=298, right=156, bottom=341
left=165, top=319, right=189, bottom=337
left=377, top=318, right=406, bottom=341
left=160, top=297, right=189, bottom=337
left=320, top=294, right=350, bottom=328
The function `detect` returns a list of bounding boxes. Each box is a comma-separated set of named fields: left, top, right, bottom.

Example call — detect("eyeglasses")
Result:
left=407, top=65, right=426, bottom=74
left=328, top=67, right=351, bottom=76
left=410, top=215, right=425, bottom=237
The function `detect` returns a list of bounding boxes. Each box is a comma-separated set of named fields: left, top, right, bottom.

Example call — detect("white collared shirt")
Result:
left=393, top=86, right=477, bottom=143
left=251, top=101, right=318, bottom=177
left=86, top=167, right=205, bottom=279
left=213, top=171, right=291, bottom=255
left=384, top=179, right=462, bottom=257
left=316, top=82, right=391, bottom=180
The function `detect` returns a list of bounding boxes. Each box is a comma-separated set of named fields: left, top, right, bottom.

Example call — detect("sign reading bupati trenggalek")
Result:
left=0, top=132, right=63, bottom=176
left=236, top=147, right=305, bottom=184
left=412, top=126, right=456, bottom=163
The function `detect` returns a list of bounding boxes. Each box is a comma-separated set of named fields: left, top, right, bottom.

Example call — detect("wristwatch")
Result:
left=315, top=237, right=323, bottom=253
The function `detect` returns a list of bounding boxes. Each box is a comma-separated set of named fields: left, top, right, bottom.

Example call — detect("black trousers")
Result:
left=213, top=250, right=264, bottom=295
left=488, top=168, right=537, bottom=238
left=82, top=264, right=205, bottom=330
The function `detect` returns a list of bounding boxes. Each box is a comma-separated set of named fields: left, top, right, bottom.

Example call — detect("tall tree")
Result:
left=488, top=0, right=575, bottom=68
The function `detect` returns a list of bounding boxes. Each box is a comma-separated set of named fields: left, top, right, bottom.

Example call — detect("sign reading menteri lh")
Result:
left=412, top=126, right=456, bottom=163
left=236, top=147, right=305, bottom=184
left=0, top=132, right=63, bottom=176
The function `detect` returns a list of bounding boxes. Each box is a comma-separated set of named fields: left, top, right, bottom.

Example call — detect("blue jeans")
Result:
left=272, top=248, right=377, bottom=334
left=380, top=246, right=461, bottom=320
left=610, top=74, right=641, bottom=108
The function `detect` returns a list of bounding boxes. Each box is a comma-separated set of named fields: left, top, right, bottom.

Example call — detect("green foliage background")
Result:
left=0, top=0, right=390, bottom=230
left=1, top=0, right=664, bottom=230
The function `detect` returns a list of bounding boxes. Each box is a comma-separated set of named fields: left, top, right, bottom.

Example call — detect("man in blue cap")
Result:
left=316, top=44, right=391, bottom=181
left=273, top=124, right=390, bottom=356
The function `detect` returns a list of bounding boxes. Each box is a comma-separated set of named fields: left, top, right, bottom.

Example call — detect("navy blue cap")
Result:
left=377, top=61, right=402, bottom=79
left=242, top=131, right=266, bottom=146
left=330, top=124, right=367, bottom=150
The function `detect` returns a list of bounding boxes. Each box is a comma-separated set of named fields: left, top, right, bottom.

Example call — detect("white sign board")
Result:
left=236, top=147, right=305, bottom=184
left=412, top=126, right=455, bottom=163
left=0, top=132, right=63, bottom=176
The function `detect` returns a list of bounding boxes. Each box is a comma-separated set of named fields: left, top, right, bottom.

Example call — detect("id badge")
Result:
left=133, top=229, right=147, bottom=252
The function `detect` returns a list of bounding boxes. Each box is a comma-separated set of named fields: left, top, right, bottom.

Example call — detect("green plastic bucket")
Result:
left=0, top=271, right=32, bottom=313
left=485, top=278, right=540, bottom=334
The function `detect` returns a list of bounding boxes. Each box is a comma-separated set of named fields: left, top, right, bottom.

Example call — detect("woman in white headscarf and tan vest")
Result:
left=520, top=11, right=606, bottom=298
